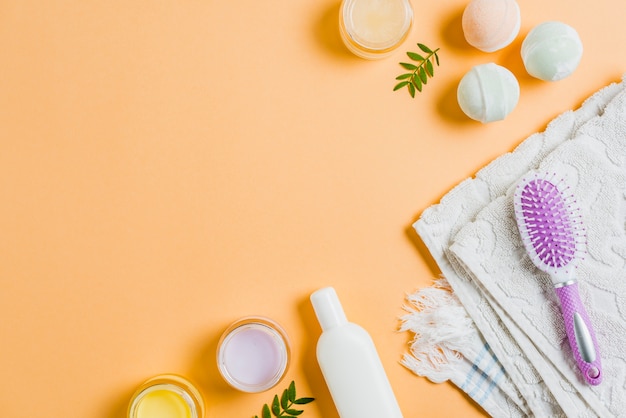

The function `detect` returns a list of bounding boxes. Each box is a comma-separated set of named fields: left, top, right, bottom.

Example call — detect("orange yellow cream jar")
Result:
left=128, top=375, right=205, bottom=418
left=339, top=0, right=413, bottom=59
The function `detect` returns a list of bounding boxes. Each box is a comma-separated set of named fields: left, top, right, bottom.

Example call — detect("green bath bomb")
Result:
left=457, top=63, right=520, bottom=123
left=521, top=21, right=583, bottom=81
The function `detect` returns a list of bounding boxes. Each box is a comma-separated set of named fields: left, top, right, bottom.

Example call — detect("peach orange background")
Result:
left=1, top=1, right=625, bottom=417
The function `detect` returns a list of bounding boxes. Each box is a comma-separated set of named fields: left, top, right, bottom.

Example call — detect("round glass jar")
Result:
left=127, top=374, right=205, bottom=418
left=339, top=0, right=413, bottom=59
left=216, top=316, right=291, bottom=393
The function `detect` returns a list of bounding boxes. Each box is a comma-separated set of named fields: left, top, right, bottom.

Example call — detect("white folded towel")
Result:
left=402, top=76, right=626, bottom=417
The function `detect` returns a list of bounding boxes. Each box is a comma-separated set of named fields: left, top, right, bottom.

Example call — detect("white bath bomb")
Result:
left=457, top=63, right=520, bottom=123
left=462, top=0, right=521, bottom=52
left=521, top=21, right=583, bottom=81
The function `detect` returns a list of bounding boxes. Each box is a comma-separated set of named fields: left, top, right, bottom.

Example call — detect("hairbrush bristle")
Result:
left=514, top=171, right=586, bottom=276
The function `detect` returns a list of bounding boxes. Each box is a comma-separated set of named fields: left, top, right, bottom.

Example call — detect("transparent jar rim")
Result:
left=127, top=374, right=205, bottom=418
left=216, top=316, right=291, bottom=393
left=340, top=0, right=413, bottom=54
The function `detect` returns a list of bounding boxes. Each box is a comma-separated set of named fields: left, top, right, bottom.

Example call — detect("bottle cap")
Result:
left=310, top=287, right=348, bottom=331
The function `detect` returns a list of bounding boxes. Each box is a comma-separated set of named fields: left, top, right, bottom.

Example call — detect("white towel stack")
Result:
left=401, top=77, right=626, bottom=417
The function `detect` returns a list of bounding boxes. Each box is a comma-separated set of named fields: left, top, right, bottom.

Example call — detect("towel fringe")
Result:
left=400, top=278, right=475, bottom=383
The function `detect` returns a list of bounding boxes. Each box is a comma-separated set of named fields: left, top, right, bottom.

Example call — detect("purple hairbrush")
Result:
left=514, top=171, right=602, bottom=385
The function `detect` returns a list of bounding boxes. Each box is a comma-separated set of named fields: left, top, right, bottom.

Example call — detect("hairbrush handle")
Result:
left=554, top=281, right=602, bottom=385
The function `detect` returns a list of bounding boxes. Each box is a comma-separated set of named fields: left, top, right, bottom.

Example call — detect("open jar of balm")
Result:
left=217, top=316, right=291, bottom=393
left=127, top=374, right=205, bottom=418
left=339, top=0, right=413, bottom=59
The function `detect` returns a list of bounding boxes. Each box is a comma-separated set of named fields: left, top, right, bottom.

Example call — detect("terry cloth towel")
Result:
left=402, top=76, right=626, bottom=417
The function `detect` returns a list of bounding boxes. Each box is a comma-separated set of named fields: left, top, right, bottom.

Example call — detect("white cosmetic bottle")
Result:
left=310, top=287, right=403, bottom=418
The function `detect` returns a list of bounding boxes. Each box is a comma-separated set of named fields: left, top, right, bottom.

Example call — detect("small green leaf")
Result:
left=393, top=81, right=409, bottom=91
left=293, top=397, right=315, bottom=405
left=425, top=60, right=434, bottom=77
left=285, top=409, right=304, bottom=416
left=400, top=62, right=418, bottom=71
left=417, top=43, right=433, bottom=53
left=262, top=404, right=271, bottom=418
left=412, top=77, right=422, bottom=92
left=407, top=51, right=425, bottom=61
left=408, top=82, right=415, bottom=98
left=434, top=52, right=440, bottom=66
left=281, top=389, right=289, bottom=410
left=395, top=73, right=412, bottom=80
left=288, top=380, right=296, bottom=402
left=272, top=395, right=281, bottom=417
left=418, top=67, right=428, bottom=84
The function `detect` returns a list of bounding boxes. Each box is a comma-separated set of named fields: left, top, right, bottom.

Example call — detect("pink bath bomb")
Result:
left=462, top=0, right=521, bottom=52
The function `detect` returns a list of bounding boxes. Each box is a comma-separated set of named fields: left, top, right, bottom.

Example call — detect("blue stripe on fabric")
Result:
left=461, top=343, right=489, bottom=392
left=479, top=345, right=498, bottom=378
left=476, top=343, right=506, bottom=404
left=468, top=367, right=492, bottom=399
left=478, top=366, right=505, bottom=405
left=465, top=343, right=501, bottom=403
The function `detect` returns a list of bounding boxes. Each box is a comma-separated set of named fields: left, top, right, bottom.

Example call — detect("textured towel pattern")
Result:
left=403, top=77, right=626, bottom=417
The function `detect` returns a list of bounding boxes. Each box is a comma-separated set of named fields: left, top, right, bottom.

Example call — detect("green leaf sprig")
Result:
left=393, top=43, right=440, bottom=97
left=254, top=381, right=315, bottom=418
